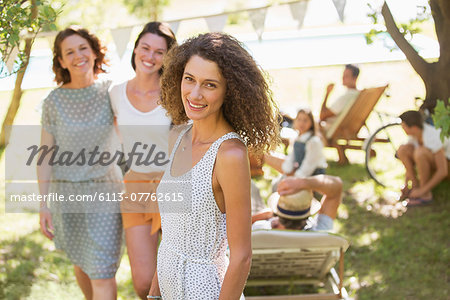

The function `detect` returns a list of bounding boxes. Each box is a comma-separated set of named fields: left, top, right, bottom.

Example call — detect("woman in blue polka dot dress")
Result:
left=38, top=26, right=123, bottom=299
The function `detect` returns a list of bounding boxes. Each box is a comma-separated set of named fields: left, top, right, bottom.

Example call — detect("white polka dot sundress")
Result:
left=157, top=124, right=245, bottom=299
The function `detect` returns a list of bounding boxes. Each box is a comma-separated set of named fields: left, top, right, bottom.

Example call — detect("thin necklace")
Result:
left=180, top=127, right=217, bottom=152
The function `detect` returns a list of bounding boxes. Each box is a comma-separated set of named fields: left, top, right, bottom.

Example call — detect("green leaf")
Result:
left=432, top=100, right=450, bottom=141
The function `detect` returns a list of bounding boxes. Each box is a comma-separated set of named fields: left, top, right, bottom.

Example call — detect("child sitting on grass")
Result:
left=397, top=110, right=449, bottom=206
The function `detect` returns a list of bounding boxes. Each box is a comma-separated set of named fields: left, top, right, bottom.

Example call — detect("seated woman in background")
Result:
left=265, top=108, right=327, bottom=179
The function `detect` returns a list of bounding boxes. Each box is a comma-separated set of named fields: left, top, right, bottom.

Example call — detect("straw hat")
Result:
left=268, top=190, right=320, bottom=220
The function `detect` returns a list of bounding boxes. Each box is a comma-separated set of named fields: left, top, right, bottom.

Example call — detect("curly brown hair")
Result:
left=52, top=26, right=107, bottom=85
left=160, top=32, right=280, bottom=153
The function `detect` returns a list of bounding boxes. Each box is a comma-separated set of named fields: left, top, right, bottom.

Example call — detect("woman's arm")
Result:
left=281, top=147, right=296, bottom=174
left=38, top=128, right=55, bottom=240
left=215, top=140, right=252, bottom=300
left=263, top=152, right=288, bottom=174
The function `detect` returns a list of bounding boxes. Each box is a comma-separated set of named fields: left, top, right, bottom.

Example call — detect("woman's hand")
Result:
left=39, top=206, right=54, bottom=240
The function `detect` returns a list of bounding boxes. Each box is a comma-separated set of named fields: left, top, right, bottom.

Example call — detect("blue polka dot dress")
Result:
left=156, top=125, right=245, bottom=299
left=41, top=80, right=123, bottom=279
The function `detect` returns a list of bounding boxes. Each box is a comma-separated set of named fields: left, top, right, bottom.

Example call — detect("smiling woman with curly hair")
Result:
left=160, top=32, right=280, bottom=153
left=148, top=33, right=280, bottom=299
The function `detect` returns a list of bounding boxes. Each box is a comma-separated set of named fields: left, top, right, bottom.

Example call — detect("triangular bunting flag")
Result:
left=6, top=47, right=19, bottom=73
left=332, top=0, right=346, bottom=22
left=110, top=26, right=133, bottom=59
left=205, top=14, right=228, bottom=33
left=248, top=8, right=267, bottom=41
left=168, top=21, right=180, bottom=35
left=289, top=0, right=309, bottom=29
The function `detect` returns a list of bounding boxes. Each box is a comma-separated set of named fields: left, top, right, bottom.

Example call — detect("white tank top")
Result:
left=109, top=81, right=171, bottom=173
left=157, top=124, right=245, bottom=299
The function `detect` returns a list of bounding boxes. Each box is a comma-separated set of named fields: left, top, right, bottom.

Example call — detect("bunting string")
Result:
left=20, top=0, right=346, bottom=52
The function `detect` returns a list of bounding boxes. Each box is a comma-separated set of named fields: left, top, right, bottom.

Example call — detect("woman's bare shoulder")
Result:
left=217, top=138, right=248, bottom=164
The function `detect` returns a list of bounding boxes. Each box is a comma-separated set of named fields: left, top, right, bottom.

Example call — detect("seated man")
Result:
left=397, top=110, right=449, bottom=206
left=252, top=175, right=342, bottom=232
left=319, top=64, right=360, bottom=131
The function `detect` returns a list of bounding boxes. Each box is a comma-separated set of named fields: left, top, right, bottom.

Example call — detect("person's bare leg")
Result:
left=397, top=144, right=419, bottom=190
left=74, top=265, right=93, bottom=300
left=306, top=175, right=342, bottom=219
left=413, top=146, right=435, bottom=200
left=126, top=224, right=159, bottom=300
left=91, top=278, right=117, bottom=300
left=295, top=175, right=342, bottom=219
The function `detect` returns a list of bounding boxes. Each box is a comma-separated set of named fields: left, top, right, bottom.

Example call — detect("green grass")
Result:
left=1, top=80, right=449, bottom=299
left=0, top=213, right=137, bottom=299
left=245, top=161, right=449, bottom=299
left=331, top=163, right=449, bottom=300
left=3, top=166, right=447, bottom=299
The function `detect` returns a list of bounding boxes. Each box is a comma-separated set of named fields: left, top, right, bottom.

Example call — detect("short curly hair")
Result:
left=52, top=26, right=107, bottom=85
left=160, top=32, right=280, bottom=153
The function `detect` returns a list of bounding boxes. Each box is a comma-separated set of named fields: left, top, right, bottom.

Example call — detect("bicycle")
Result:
left=364, top=97, right=427, bottom=188
left=364, top=111, right=407, bottom=188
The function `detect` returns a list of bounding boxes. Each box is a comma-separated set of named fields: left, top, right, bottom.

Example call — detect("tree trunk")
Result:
left=423, top=0, right=450, bottom=111
left=382, top=0, right=450, bottom=112
left=0, top=0, right=37, bottom=149
left=422, top=61, right=450, bottom=112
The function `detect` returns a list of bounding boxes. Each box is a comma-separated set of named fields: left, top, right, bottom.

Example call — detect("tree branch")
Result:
left=437, top=0, right=450, bottom=20
left=431, top=0, right=450, bottom=66
left=381, top=1, right=429, bottom=80
left=431, top=0, right=443, bottom=45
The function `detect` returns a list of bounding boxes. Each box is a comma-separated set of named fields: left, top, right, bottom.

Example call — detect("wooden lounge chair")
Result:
left=246, top=230, right=350, bottom=300
left=324, top=85, right=388, bottom=164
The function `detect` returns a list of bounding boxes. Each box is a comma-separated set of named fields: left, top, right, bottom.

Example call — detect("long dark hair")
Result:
left=131, top=22, right=177, bottom=75
left=296, top=108, right=316, bottom=135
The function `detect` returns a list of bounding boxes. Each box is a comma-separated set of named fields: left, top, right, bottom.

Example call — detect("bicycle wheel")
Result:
left=365, top=122, right=408, bottom=188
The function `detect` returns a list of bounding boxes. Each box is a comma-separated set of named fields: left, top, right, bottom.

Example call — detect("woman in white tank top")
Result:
left=148, top=33, right=280, bottom=299
left=108, top=22, right=176, bottom=300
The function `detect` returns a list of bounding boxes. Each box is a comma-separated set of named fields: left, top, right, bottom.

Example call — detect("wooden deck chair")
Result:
left=246, top=230, right=350, bottom=300
left=325, top=85, right=388, bottom=164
